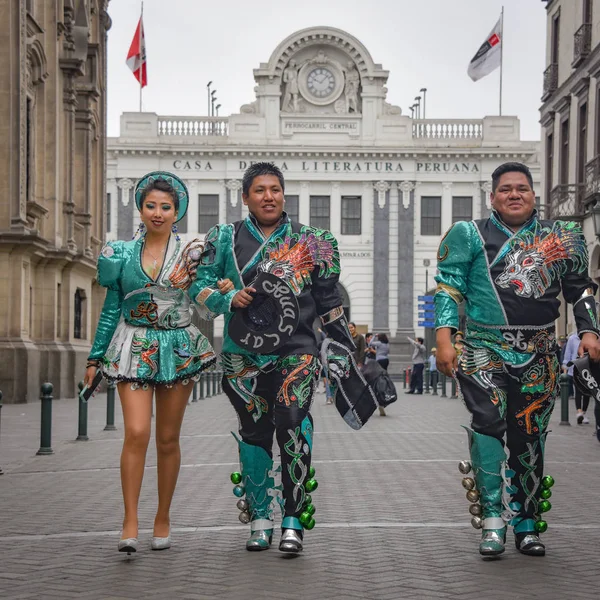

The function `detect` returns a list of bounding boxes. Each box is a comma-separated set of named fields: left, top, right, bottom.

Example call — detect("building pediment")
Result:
left=254, top=26, right=388, bottom=81
left=243, top=26, right=392, bottom=118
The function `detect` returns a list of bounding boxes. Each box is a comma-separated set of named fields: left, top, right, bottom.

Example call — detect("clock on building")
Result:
left=298, top=59, right=344, bottom=106
left=306, top=67, right=336, bottom=98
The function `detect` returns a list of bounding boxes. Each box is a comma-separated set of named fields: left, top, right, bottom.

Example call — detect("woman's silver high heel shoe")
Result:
left=118, top=538, right=139, bottom=555
left=151, top=531, right=171, bottom=551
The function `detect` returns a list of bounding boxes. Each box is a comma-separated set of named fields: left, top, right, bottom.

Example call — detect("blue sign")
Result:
left=418, top=321, right=436, bottom=328
left=418, top=312, right=435, bottom=319
left=418, top=295, right=435, bottom=302
left=418, top=304, right=435, bottom=311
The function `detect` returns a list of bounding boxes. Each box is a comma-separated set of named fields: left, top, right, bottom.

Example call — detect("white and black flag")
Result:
left=467, top=16, right=502, bottom=82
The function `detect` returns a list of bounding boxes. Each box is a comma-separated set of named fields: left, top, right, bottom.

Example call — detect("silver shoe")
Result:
left=246, top=529, right=272, bottom=551
left=118, top=538, right=139, bottom=555
left=279, top=528, right=303, bottom=554
left=515, top=533, right=545, bottom=556
left=479, top=530, right=506, bottom=557
left=151, top=534, right=171, bottom=551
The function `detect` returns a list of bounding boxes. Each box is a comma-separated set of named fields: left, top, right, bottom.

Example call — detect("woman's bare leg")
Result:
left=153, top=380, right=194, bottom=537
left=118, top=382, right=153, bottom=539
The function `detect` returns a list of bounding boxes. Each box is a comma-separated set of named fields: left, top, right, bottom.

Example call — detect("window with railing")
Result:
left=421, top=196, right=441, bottom=235
left=577, top=102, right=588, bottom=185
left=341, top=196, right=362, bottom=235
left=546, top=131, right=554, bottom=198
left=285, top=195, right=299, bottom=222
left=310, top=196, right=330, bottom=230
left=198, top=194, right=219, bottom=233
left=560, top=117, right=570, bottom=185
left=106, top=193, right=111, bottom=232
left=452, top=196, right=472, bottom=223
left=74, top=289, right=86, bottom=339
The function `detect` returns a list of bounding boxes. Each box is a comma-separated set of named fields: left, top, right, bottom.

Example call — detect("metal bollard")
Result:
left=0, top=390, right=3, bottom=474
left=212, top=371, right=218, bottom=396
left=451, top=377, right=458, bottom=399
left=559, top=372, right=570, bottom=426
left=192, top=380, right=198, bottom=402
left=207, top=373, right=213, bottom=398
left=199, top=373, right=206, bottom=399
left=218, top=372, right=223, bottom=394
left=431, top=372, right=438, bottom=396
left=403, top=369, right=407, bottom=389
left=440, top=374, right=447, bottom=398
left=76, top=381, right=89, bottom=441
left=425, top=369, right=430, bottom=394
left=37, top=382, right=54, bottom=455
left=105, top=381, right=117, bottom=431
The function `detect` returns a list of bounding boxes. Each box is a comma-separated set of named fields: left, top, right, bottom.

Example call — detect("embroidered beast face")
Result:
left=495, top=245, right=551, bottom=298
left=495, top=224, right=587, bottom=299
left=259, top=230, right=339, bottom=295
left=258, top=257, right=296, bottom=282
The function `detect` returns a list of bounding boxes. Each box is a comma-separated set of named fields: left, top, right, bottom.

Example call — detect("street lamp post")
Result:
left=420, top=87, right=428, bottom=119
left=410, top=105, right=415, bottom=118
left=414, top=96, right=422, bottom=119
left=211, top=90, right=217, bottom=117
left=215, top=104, right=221, bottom=117
left=206, top=81, right=213, bottom=117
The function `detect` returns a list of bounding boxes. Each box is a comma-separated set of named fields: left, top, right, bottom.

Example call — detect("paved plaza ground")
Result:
left=0, top=382, right=599, bottom=600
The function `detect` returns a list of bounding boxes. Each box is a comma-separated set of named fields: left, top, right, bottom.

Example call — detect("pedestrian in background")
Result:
left=406, top=336, right=426, bottom=394
left=563, top=332, right=591, bottom=424
left=428, top=347, right=438, bottom=392
left=349, top=322, right=366, bottom=367
left=365, top=332, right=376, bottom=363
left=370, top=333, right=390, bottom=371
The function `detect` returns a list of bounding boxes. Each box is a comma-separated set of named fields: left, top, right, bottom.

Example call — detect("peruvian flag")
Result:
left=467, top=16, right=502, bottom=82
left=126, top=16, right=147, bottom=87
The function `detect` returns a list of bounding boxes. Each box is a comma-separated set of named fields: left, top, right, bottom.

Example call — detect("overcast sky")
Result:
left=106, top=0, right=547, bottom=140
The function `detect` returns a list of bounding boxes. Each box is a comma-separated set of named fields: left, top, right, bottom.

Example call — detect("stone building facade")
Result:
left=107, top=26, right=541, bottom=373
left=0, top=1, right=111, bottom=402
left=541, top=0, right=600, bottom=335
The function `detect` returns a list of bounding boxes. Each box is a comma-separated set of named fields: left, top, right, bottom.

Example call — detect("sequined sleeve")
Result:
left=189, top=225, right=237, bottom=320
left=88, top=242, right=124, bottom=360
left=559, top=223, right=599, bottom=337
left=308, top=228, right=355, bottom=349
left=434, top=221, right=475, bottom=332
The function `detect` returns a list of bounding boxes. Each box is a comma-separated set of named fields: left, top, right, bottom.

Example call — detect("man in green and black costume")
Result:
left=435, top=162, right=600, bottom=557
left=192, top=162, right=358, bottom=554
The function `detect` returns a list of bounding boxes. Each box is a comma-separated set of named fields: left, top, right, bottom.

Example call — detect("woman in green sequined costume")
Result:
left=83, top=172, right=233, bottom=555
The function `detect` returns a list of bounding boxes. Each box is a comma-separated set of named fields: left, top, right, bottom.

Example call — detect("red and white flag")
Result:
left=126, top=16, right=147, bottom=87
left=467, top=16, right=502, bottom=82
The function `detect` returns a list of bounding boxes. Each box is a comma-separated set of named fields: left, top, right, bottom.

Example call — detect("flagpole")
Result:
left=499, top=6, right=504, bottom=116
left=139, top=1, right=144, bottom=112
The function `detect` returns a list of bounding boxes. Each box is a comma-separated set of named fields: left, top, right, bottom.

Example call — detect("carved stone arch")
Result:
left=27, top=38, right=49, bottom=86
left=255, top=26, right=389, bottom=82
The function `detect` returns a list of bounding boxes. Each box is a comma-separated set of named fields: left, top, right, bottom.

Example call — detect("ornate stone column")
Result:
left=225, top=179, right=243, bottom=223
left=106, top=179, right=118, bottom=240
left=117, top=178, right=134, bottom=240
left=441, top=182, right=453, bottom=234
left=299, top=181, right=310, bottom=224
left=330, top=181, right=341, bottom=236
left=388, top=183, right=399, bottom=337
left=183, top=179, right=198, bottom=234
left=398, top=183, right=416, bottom=334
left=372, top=180, right=390, bottom=331
left=480, top=181, right=493, bottom=219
